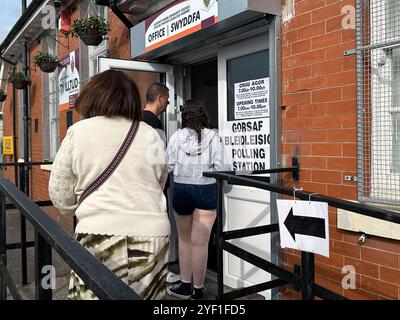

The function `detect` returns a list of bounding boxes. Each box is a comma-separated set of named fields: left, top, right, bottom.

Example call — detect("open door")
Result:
left=98, top=57, right=177, bottom=141
left=218, top=34, right=272, bottom=299
left=98, top=57, right=179, bottom=262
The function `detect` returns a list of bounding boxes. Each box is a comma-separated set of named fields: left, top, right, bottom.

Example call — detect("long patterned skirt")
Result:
left=67, top=233, right=170, bottom=300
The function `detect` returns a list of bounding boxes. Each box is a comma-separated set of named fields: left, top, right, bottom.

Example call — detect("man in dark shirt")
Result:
left=142, top=82, right=169, bottom=133
left=142, top=83, right=181, bottom=285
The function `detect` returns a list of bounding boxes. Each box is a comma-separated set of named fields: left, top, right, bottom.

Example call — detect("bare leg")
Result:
left=191, top=209, right=216, bottom=288
left=174, top=214, right=193, bottom=283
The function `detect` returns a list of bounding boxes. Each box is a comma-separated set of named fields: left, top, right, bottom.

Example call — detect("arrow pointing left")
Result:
left=284, top=207, right=326, bottom=242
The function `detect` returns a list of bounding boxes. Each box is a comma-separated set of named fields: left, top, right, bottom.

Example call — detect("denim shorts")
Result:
left=172, top=182, right=217, bottom=215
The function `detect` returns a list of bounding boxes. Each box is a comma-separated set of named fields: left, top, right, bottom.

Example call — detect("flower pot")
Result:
left=13, top=79, right=31, bottom=90
left=0, top=94, right=6, bottom=102
left=38, top=61, right=58, bottom=73
left=78, top=28, right=103, bottom=46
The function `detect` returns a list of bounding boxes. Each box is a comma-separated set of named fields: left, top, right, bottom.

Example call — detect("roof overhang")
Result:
left=116, top=0, right=176, bottom=23
left=130, top=0, right=280, bottom=60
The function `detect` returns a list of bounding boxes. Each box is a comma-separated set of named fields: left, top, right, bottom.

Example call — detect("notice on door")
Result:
left=221, top=119, right=270, bottom=171
left=234, top=77, right=269, bottom=120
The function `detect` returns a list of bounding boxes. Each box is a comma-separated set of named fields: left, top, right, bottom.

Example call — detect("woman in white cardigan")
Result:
left=48, top=70, right=170, bottom=300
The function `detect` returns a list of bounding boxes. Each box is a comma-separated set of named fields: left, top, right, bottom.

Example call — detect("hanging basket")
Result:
left=0, top=94, right=7, bottom=102
left=38, top=61, right=58, bottom=73
left=13, top=79, right=31, bottom=90
left=78, top=27, right=104, bottom=46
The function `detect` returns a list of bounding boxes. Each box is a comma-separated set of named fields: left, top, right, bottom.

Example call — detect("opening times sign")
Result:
left=234, top=77, right=269, bottom=120
left=222, top=119, right=270, bottom=171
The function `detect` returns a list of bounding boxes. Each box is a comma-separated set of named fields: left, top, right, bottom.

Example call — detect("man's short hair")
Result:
left=146, top=82, right=169, bottom=104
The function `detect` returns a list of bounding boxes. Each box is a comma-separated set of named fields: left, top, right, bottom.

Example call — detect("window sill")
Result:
left=337, top=202, right=400, bottom=241
left=40, top=164, right=52, bottom=171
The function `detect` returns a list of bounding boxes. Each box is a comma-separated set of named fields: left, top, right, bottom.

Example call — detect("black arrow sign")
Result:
left=284, top=207, right=326, bottom=242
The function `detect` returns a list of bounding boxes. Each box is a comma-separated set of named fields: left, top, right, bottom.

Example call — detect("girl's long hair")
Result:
left=181, top=99, right=212, bottom=143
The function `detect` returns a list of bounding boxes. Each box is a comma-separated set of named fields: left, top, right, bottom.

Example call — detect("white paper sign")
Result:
left=234, top=77, right=269, bottom=120
left=277, top=200, right=329, bottom=257
left=221, top=119, right=270, bottom=171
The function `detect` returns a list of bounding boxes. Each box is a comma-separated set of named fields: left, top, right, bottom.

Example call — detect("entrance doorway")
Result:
left=185, top=59, right=218, bottom=128
left=185, top=58, right=219, bottom=272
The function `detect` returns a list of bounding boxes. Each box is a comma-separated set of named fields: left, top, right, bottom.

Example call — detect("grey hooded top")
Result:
left=167, top=128, right=230, bottom=184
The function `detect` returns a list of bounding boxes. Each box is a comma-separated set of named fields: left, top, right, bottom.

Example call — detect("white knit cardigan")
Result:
left=48, top=116, right=170, bottom=237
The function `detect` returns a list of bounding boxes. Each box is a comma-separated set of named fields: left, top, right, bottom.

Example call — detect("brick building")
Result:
left=0, top=0, right=399, bottom=300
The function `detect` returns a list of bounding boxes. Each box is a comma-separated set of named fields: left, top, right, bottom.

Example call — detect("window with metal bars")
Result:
left=357, top=0, right=400, bottom=205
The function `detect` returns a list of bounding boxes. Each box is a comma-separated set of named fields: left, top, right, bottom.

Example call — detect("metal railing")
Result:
left=0, top=161, right=53, bottom=285
left=203, top=168, right=400, bottom=300
left=0, top=175, right=141, bottom=300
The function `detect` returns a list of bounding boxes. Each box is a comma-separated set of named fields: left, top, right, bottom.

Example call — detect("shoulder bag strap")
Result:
left=78, top=120, right=140, bottom=206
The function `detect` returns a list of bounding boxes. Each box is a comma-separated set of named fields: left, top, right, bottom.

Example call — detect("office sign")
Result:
left=145, top=0, right=218, bottom=52
left=58, top=49, right=80, bottom=112
left=277, top=200, right=329, bottom=257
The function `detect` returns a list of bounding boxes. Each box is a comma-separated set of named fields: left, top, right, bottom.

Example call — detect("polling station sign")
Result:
left=234, top=77, right=269, bottom=120
left=221, top=119, right=270, bottom=171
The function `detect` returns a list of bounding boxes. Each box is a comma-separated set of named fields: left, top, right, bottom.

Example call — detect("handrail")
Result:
left=0, top=176, right=141, bottom=300
left=0, top=161, right=53, bottom=167
left=204, top=171, right=400, bottom=224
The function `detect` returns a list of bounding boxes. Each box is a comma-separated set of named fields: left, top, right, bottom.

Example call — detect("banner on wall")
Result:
left=221, top=119, right=270, bottom=171
left=234, top=77, right=269, bottom=120
left=145, top=0, right=218, bottom=52
left=58, top=49, right=80, bottom=112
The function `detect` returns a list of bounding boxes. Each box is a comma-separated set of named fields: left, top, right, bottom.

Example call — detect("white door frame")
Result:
left=98, top=57, right=177, bottom=140
left=218, top=34, right=271, bottom=297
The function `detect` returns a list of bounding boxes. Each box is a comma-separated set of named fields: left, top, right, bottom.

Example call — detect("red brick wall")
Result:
left=2, top=72, right=20, bottom=185
left=281, top=0, right=400, bottom=299
left=1, top=3, right=143, bottom=233
left=108, top=10, right=132, bottom=59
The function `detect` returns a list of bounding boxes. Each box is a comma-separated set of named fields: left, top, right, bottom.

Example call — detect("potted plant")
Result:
left=0, top=89, right=6, bottom=102
left=33, top=52, right=59, bottom=73
left=71, top=16, right=111, bottom=46
left=8, top=69, right=31, bottom=90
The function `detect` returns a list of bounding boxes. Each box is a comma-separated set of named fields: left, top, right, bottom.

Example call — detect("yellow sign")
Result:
left=3, top=136, right=13, bottom=155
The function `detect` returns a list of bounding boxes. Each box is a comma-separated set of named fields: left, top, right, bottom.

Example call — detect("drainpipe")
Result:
left=22, top=39, right=30, bottom=196
left=12, top=87, right=18, bottom=187
left=20, top=0, right=29, bottom=286
left=21, top=0, right=30, bottom=197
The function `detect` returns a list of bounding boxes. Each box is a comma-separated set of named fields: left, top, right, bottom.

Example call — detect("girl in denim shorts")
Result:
left=166, top=99, right=229, bottom=300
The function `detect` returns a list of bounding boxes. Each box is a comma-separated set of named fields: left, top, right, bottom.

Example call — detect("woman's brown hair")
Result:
left=76, top=69, right=142, bottom=121
left=181, top=99, right=212, bottom=143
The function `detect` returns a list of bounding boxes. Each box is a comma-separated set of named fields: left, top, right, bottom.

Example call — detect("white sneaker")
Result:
left=166, top=272, right=181, bottom=284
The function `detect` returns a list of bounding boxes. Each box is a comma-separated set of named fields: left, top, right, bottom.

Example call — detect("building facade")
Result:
left=0, top=0, right=399, bottom=300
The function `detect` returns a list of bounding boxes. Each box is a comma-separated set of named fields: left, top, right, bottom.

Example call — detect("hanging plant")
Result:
left=8, top=69, right=31, bottom=90
left=71, top=16, right=111, bottom=46
left=0, top=89, right=6, bottom=102
left=33, top=52, right=59, bottom=73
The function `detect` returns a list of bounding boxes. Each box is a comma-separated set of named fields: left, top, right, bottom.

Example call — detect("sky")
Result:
left=0, top=0, right=33, bottom=44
